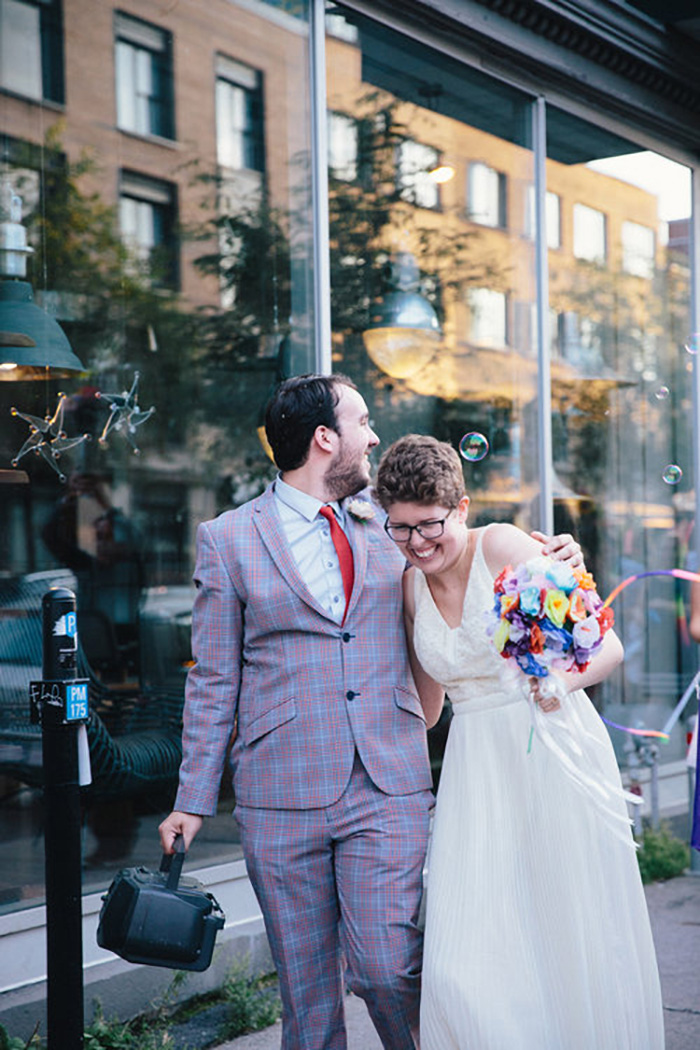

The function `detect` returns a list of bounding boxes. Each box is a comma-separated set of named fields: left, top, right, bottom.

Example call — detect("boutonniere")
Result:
left=346, top=498, right=375, bottom=523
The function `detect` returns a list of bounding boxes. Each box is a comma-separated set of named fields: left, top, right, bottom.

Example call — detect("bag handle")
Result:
left=159, top=833, right=186, bottom=890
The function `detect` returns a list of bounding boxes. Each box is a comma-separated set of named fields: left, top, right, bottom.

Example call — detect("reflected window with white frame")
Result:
left=216, top=55, right=264, bottom=172
left=119, top=172, right=178, bottom=288
left=573, top=202, right=606, bottom=263
left=525, top=185, right=561, bottom=248
left=621, top=221, right=655, bottom=279
left=0, top=0, right=63, bottom=102
left=328, top=112, right=358, bottom=182
left=468, top=162, right=506, bottom=228
left=397, top=139, right=440, bottom=210
left=561, top=310, right=603, bottom=372
left=115, top=13, right=174, bottom=139
left=468, top=287, right=507, bottom=348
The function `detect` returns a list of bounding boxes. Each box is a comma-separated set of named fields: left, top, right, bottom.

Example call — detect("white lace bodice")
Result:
left=412, top=528, right=518, bottom=713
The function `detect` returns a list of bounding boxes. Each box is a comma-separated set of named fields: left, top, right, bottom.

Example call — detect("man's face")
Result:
left=325, top=385, right=379, bottom=500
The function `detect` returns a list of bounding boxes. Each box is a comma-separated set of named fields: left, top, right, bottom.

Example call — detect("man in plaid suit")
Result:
left=160, top=373, right=580, bottom=1048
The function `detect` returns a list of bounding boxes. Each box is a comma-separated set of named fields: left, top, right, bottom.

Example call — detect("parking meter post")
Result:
left=39, top=587, right=86, bottom=1050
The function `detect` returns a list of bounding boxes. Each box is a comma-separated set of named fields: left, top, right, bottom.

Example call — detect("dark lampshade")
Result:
left=0, top=280, right=85, bottom=381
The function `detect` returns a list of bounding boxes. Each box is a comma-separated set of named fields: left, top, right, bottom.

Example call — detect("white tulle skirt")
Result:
left=420, top=691, right=665, bottom=1050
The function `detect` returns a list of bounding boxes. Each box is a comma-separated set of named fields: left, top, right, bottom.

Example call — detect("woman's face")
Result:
left=384, top=497, right=469, bottom=573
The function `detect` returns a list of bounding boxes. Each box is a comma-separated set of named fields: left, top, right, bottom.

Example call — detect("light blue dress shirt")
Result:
left=274, top=477, right=349, bottom=623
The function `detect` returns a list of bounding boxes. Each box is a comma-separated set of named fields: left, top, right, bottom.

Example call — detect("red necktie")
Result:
left=319, top=505, right=354, bottom=624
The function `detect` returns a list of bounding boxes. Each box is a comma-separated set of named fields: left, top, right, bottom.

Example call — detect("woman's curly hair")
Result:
left=374, top=434, right=465, bottom=510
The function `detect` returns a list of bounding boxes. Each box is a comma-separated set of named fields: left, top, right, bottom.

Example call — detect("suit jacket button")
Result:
left=346, top=690, right=356, bottom=701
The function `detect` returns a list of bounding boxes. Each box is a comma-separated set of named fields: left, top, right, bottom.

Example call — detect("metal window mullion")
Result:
left=309, top=0, right=332, bottom=375
left=534, top=96, right=554, bottom=535
left=692, top=168, right=700, bottom=594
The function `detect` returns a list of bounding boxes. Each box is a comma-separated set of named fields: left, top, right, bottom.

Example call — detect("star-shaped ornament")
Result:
left=10, top=394, right=91, bottom=482
left=96, top=370, right=155, bottom=454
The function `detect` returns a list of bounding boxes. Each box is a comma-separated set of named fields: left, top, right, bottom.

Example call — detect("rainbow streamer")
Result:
left=602, top=568, right=700, bottom=608
left=601, top=718, right=669, bottom=742
left=599, top=567, right=700, bottom=744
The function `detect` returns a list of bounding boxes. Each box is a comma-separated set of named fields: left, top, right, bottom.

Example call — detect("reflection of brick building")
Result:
left=2, top=0, right=309, bottom=307
left=0, top=1, right=680, bottom=361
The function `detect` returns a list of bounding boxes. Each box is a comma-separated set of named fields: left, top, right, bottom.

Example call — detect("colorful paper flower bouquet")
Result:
left=486, top=556, right=640, bottom=844
left=487, top=556, right=615, bottom=680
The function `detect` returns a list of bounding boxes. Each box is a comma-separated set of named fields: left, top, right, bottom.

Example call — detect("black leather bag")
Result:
left=96, top=838, right=225, bottom=971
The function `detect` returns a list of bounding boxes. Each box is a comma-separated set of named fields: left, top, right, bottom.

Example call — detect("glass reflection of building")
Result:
left=1, top=0, right=698, bottom=1023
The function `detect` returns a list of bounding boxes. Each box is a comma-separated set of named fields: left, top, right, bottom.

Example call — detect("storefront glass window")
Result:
left=546, top=108, right=694, bottom=756
left=0, top=0, right=313, bottom=913
left=325, top=3, right=540, bottom=538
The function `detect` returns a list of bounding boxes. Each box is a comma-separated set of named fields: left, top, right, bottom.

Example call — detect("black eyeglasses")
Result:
left=384, top=510, right=454, bottom=544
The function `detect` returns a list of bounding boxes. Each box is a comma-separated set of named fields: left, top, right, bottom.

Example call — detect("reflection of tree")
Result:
left=10, top=127, right=200, bottom=459
left=192, top=173, right=292, bottom=366
left=323, top=95, right=511, bottom=454
left=327, top=96, right=503, bottom=339
left=549, top=247, right=691, bottom=509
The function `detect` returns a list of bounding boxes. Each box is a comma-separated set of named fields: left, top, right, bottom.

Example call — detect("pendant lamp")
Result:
left=362, top=252, right=441, bottom=379
left=0, top=183, right=85, bottom=381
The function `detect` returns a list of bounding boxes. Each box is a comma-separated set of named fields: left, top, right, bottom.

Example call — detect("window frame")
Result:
left=114, top=11, right=175, bottom=141
left=396, top=137, right=441, bottom=211
left=215, top=54, right=265, bottom=174
left=573, top=201, right=607, bottom=264
left=0, top=0, right=64, bottom=104
left=467, top=161, right=507, bottom=229
left=119, top=170, right=179, bottom=290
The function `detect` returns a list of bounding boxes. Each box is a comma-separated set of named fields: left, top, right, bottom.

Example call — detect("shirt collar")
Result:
left=274, top=475, right=345, bottom=524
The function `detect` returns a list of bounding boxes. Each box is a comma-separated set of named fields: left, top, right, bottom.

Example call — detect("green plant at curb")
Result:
left=0, top=1022, right=41, bottom=1049
left=83, top=1003, right=179, bottom=1050
left=0, top=1023, right=38, bottom=1050
left=636, top=822, right=690, bottom=884
left=0, top=964, right=281, bottom=1050
left=216, top=964, right=281, bottom=1042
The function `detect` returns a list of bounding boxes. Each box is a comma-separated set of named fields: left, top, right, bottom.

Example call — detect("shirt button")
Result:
left=346, top=690, right=356, bottom=701
left=333, top=595, right=340, bottom=604
left=342, top=633, right=352, bottom=642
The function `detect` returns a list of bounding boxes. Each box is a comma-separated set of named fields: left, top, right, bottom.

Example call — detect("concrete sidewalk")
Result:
left=216, top=874, right=700, bottom=1050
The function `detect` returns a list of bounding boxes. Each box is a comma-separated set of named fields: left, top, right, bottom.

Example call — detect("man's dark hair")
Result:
left=264, top=373, right=358, bottom=472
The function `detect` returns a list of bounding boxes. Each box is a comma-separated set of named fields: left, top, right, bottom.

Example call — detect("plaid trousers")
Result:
left=235, top=754, right=433, bottom=1050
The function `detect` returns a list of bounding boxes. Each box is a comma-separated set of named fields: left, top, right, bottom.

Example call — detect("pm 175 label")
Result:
left=64, top=681, right=89, bottom=721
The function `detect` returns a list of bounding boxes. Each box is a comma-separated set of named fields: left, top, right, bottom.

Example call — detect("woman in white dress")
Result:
left=374, top=434, right=665, bottom=1050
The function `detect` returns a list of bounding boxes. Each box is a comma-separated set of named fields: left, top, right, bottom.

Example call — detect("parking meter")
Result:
left=31, top=587, right=89, bottom=1050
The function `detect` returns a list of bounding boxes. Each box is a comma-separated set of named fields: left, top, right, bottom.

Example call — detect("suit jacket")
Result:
left=174, top=483, right=432, bottom=813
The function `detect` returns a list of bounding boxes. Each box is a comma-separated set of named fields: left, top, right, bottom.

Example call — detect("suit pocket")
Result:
left=242, top=697, right=297, bottom=745
left=394, top=686, right=426, bottom=722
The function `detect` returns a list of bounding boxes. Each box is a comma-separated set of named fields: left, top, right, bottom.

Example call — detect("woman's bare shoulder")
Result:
left=480, top=522, right=542, bottom=575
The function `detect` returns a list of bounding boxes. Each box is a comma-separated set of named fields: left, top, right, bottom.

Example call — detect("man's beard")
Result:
left=325, top=452, right=369, bottom=501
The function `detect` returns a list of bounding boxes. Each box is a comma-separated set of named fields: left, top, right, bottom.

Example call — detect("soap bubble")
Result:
left=459, top=432, right=489, bottom=462
left=655, top=386, right=670, bottom=401
left=662, top=464, right=682, bottom=485
left=684, top=334, right=699, bottom=355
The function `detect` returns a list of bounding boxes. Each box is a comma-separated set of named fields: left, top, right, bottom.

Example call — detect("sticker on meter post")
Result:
left=53, top=611, right=77, bottom=638
left=65, top=682, right=88, bottom=721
